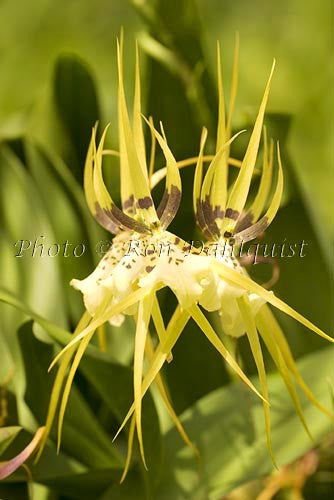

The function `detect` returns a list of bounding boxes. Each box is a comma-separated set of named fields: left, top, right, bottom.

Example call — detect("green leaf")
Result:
left=22, top=140, right=98, bottom=321
left=53, top=54, right=100, bottom=180
left=0, top=144, right=68, bottom=426
left=18, top=321, right=123, bottom=469
left=24, top=140, right=106, bottom=254
left=157, top=345, right=334, bottom=500
left=0, top=145, right=68, bottom=328
left=0, top=427, right=22, bottom=456
left=0, top=288, right=71, bottom=347
left=0, top=291, right=163, bottom=488
left=79, top=352, right=163, bottom=492
left=1, top=428, right=108, bottom=500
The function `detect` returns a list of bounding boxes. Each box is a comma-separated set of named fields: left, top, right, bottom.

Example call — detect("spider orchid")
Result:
left=107, top=40, right=333, bottom=471
left=37, top=38, right=261, bottom=476
left=151, top=38, right=333, bottom=465
left=38, top=36, right=333, bottom=481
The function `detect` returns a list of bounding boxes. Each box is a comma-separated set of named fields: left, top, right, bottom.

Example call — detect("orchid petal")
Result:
left=188, top=304, right=266, bottom=402
left=258, top=305, right=332, bottom=419
left=145, top=333, right=198, bottom=458
left=256, top=309, right=313, bottom=440
left=212, top=260, right=334, bottom=343
left=36, top=311, right=91, bottom=461
left=237, top=295, right=276, bottom=467
left=143, top=117, right=181, bottom=229
left=152, top=295, right=173, bottom=362
left=57, top=330, right=95, bottom=452
left=113, top=307, right=189, bottom=441
left=49, top=287, right=153, bottom=371
left=226, top=32, right=239, bottom=138
left=120, top=415, right=136, bottom=483
left=117, top=38, right=158, bottom=226
left=133, top=42, right=147, bottom=176
left=133, top=291, right=154, bottom=468
left=233, top=141, right=283, bottom=243
left=221, top=60, right=275, bottom=235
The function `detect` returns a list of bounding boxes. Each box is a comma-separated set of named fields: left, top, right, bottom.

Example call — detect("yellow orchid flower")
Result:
left=38, top=35, right=257, bottom=474
left=109, top=38, right=333, bottom=472
left=177, top=38, right=333, bottom=465
left=39, top=34, right=333, bottom=482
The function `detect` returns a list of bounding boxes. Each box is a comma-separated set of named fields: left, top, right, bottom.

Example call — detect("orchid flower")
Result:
left=150, top=38, right=333, bottom=465
left=38, top=36, right=259, bottom=473
left=38, top=35, right=333, bottom=481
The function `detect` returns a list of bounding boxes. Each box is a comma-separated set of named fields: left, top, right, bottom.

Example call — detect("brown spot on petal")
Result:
left=202, top=196, right=220, bottom=237
left=213, top=205, right=225, bottom=219
left=137, top=197, right=153, bottom=209
left=123, top=194, right=135, bottom=210
left=145, top=265, right=155, bottom=273
left=157, top=189, right=168, bottom=218
left=94, top=203, right=122, bottom=234
left=233, top=216, right=269, bottom=244
left=195, top=199, right=213, bottom=239
left=225, top=208, right=240, bottom=221
left=159, top=185, right=182, bottom=229
left=235, top=211, right=254, bottom=233
left=109, top=205, right=151, bottom=234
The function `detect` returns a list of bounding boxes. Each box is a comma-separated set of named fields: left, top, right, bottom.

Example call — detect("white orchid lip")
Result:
left=71, top=232, right=267, bottom=336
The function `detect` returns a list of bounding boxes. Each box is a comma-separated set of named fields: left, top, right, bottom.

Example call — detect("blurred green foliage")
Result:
left=0, top=0, right=333, bottom=499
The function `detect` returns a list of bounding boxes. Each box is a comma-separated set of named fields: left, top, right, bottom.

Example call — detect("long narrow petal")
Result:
left=188, top=304, right=266, bottom=402
left=143, top=118, right=181, bottom=229
left=0, top=427, right=45, bottom=480
left=210, top=41, right=229, bottom=221
left=36, top=311, right=91, bottom=461
left=201, top=132, right=245, bottom=208
left=216, top=41, right=226, bottom=152
left=113, top=307, right=189, bottom=441
left=117, top=39, right=158, bottom=226
left=152, top=295, right=173, bottom=362
left=148, top=116, right=157, bottom=180
left=118, top=36, right=135, bottom=215
left=133, top=42, right=147, bottom=176
left=49, top=287, right=153, bottom=370
left=120, top=415, right=136, bottom=483
left=233, top=141, right=283, bottom=243
left=145, top=333, right=199, bottom=458
left=133, top=292, right=154, bottom=468
left=57, top=330, right=96, bottom=452
left=237, top=295, right=276, bottom=467
left=193, top=128, right=212, bottom=238
left=84, top=127, right=121, bottom=234
left=258, top=305, right=332, bottom=418
left=212, top=261, right=334, bottom=343
left=249, top=130, right=274, bottom=223
left=221, top=60, right=275, bottom=234
left=93, top=125, right=150, bottom=233
left=84, top=124, right=98, bottom=216
left=256, top=309, right=313, bottom=440
left=226, top=31, right=239, bottom=138
left=200, top=131, right=245, bottom=237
